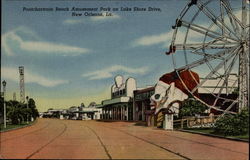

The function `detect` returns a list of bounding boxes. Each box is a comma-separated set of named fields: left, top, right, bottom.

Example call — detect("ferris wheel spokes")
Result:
left=176, top=46, right=238, bottom=71
left=211, top=53, right=239, bottom=106
left=189, top=46, right=241, bottom=94
left=196, top=0, right=240, bottom=39
left=221, top=0, right=243, bottom=36
left=179, top=19, right=239, bottom=42
left=175, top=37, right=236, bottom=53
left=175, top=42, right=238, bottom=50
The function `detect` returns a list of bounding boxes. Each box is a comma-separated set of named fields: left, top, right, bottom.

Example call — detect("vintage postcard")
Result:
left=1, top=0, right=249, bottom=159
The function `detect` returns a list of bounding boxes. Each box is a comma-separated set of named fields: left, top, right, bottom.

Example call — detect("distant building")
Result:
left=40, top=104, right=102, bottom=120
left=41, top=108, right=63, bottom=118
left=81, top=105, right=102, bottom=120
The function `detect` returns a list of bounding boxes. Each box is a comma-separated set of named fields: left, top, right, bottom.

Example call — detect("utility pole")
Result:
left=2, top=80, right=7, bottom=128
left=26, top=96, right=29, bottom=123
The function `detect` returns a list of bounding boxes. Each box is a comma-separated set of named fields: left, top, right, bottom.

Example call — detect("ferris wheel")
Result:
left=167, top=0, right=249, bottom=115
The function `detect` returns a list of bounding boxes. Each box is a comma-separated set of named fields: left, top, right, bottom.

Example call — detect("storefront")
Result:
left=134, top=86, right=177, bottom=128
left=101, top=97, right=134, bottom=121
left=133, top=86, right=155, bottom=122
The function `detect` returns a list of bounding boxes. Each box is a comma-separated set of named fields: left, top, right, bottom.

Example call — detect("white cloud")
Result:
left=20, top=41, right=89, bottom=55
left=82, top=65, right=149, bottom=80
left=133, top=32, right=172, bottom=47
left=1, top=67, right=68, bottom=87
left=1, top=27, right=90, bottom=56
left=2, top=34, right=14, bottom=56
left=132, top=30, right=203, bottom=47
left=63, top=12, right=120, bottom=25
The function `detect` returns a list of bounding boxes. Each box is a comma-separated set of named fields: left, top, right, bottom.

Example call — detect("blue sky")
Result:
left=1, top=0, right=247, bottom=111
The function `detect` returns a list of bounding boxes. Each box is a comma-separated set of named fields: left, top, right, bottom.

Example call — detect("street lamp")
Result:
left=26, top=96, right=29, bottom=123
left=2, top=80, right=7, bottom=128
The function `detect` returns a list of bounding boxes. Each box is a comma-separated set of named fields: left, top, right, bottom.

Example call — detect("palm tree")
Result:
left=6, top=101, right=25, bottom=124
left=5, top=98, right=39, bottom=124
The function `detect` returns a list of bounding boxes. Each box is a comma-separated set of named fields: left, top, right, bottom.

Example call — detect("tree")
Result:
left=214, top=109, right=249, bottom=136
left=5, top=98, right=39, bottom=124
left=28, top=98, right=39, bottom=120
left=81, top=103, right=85, bottom=108
left=179, top=98, right=208, bottom=118
left=6, top=100, right=25, bottom=124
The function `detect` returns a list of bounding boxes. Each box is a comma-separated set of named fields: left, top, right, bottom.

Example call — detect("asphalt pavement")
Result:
left=0, top=118, right=248, bottom=159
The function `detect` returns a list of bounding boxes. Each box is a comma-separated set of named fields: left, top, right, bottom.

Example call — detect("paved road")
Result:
left=0, top=118, right=248, bottom=159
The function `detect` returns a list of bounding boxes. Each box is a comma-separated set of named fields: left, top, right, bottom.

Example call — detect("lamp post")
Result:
left=2, top=80, right=7, bottom=128
left=26, top=96, right=29, bottom=124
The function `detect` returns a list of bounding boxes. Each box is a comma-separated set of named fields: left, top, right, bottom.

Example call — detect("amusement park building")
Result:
left=198, top=74, right=238, bottom=114
left=133, top=86, right=155, bottom=122
left=198, top=74, right=238, bottom=94
left=100, top=75, right=136, bottom=121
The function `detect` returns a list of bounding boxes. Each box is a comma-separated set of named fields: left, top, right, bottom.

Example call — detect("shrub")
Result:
left=214, top=109, right=249, bottom=136
left=179, top=98, right=208, bottom=118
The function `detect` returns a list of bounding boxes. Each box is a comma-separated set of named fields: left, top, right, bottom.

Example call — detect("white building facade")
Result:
left=101, top=75, right=137, bottom=121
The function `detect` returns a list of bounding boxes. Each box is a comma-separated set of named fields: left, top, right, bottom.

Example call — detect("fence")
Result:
left=174, top=115, right=220, bottom=129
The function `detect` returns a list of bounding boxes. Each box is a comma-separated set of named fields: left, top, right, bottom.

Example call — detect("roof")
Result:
left=134, top=86, right=155, bottom=94
left=102, top=96, right=131, bottom=107
left=159, top=70, right=199, bottom=96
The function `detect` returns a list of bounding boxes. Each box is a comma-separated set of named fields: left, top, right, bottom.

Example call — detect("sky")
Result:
left=1, top=0, right=248, bottom=112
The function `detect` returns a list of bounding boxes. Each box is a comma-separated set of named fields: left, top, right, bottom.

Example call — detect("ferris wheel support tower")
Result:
left=239, top=0, right=249, bottom=111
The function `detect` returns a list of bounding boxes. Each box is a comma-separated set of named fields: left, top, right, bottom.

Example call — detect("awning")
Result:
left=102, top=96, right=131, bottom=106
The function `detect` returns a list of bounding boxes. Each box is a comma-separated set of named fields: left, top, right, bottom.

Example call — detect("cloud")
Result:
left=82, top=65, right=149, bottom=80
left=63, top=12, right=120, bottom=25
left=1, top=67, right=68, bottom=87
left=1, top=27, right=90, bottom=56
left=91, top=12, right=120, bottom=22
left=133, top=32, right=172, bottom=47
left=20, top=41, right=90, bottom=55
left=132, top=30, right=203, bottom=47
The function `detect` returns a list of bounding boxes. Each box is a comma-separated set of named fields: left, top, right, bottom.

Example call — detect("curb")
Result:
left=0, top=119, right=38, bottom=133
left=178, top=129, right=249, bottom=143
